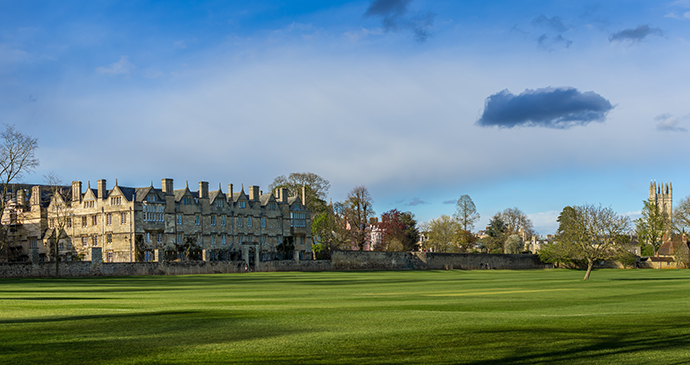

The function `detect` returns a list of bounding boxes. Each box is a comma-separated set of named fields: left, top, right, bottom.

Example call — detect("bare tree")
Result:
left=44, top=173, right=73, bottom=276
left=545, top=204, right=631, bottom=280
left=343, top=186, right=375, bottom=250
left=673, top=196, right=690, bottom=233
left=500, top=207, right=534, bottom=240
left=269, top=172, right=330, bottom=216
left=453, top=195, right=480, bottom=232
left=0, top=125, right=39, bottom=256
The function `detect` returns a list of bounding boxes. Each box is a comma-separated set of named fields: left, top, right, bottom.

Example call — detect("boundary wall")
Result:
left=0, top=249, right=546, bottom=278
left=331, top=251, right=545, bottom=270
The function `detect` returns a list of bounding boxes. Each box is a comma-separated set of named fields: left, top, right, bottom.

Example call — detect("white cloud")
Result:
left=95, top=56, right=134, bottom=75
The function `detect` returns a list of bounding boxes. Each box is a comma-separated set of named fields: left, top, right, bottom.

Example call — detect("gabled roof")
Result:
left=210, top=189, right=226, bottom=204
left=83, top=188, right=97, bottom=200
left=109, top=184, right=135, bottom=202
left=259, top=194, right=274, bottom=206
left=173, top=187, right=196, bottom=202
left=288, top=196, right=300, bottom=206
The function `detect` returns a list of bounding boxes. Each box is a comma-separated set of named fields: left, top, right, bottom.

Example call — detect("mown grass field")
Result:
left=1, top=269, right=690, bottom=364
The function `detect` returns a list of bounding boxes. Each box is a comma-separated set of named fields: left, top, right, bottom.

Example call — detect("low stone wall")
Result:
left=0, top=259, right=334, bottom=278
left=0, top=251, right=547, bottom=278
left=331, top=251, right=546, bottom=270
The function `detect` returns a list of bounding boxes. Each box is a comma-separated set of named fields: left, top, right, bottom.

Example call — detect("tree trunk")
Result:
left=583, top=260, right=593, bottom=280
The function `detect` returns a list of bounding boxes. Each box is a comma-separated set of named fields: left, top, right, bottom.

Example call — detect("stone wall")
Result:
left=0, top=250, right=547, bottom=278
left=332, top=251, right=546, bottom=270
left=0, top=259, right=333, bottom=278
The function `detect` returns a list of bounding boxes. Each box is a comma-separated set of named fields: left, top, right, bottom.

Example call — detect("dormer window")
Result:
left=239, top=201, right=246, bottom=208
left=268, top=202, right=276, bottom=210
left=216, top=200, right=224, bottom=208
left=147, top=194, right=156, bottom=202
left=110, top=197, right=122, bottom=205
left=84, top=201, right=95, bottom=209
left=183, top=196, right=192, bottom=205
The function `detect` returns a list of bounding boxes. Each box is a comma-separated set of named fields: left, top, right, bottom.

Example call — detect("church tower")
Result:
left=649, top=180, right=673, bottom=224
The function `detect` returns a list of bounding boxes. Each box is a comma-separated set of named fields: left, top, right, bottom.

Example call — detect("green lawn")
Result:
left=1, top=269, right=690, bottom=364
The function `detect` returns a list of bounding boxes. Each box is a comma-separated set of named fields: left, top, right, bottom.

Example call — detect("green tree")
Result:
left=424, top=215, right=460, bottom=252
left=268, top=172, right=330, bottom=216
left=482, top=214, right=506, bottom=253
left=542, top=204, right=631, bottom=280
left=503, top=234, right=523, bottom=254
left=635, top=200, right=668, bottom=256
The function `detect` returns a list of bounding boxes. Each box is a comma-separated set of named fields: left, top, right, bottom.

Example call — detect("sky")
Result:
left=2, top=0, right=690, bottom=235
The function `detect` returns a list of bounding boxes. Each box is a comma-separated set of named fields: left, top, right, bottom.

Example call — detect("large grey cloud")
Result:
left=365, top=0, right=435, bottom=43
left=609, top=25, right=663, bottom=42
left=476, top=87, right=614, bottom=129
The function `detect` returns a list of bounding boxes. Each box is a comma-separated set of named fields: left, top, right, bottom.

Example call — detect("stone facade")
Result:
left=2, top=178, right=312, bottom=263
left=649, top=180, right=673, bottom=224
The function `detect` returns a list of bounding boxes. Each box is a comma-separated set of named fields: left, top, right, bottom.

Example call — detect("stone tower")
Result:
left=649, top=180, right=673, bottom=223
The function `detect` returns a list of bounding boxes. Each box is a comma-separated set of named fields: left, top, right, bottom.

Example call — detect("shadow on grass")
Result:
left=0, top=309, right=311, bottom=365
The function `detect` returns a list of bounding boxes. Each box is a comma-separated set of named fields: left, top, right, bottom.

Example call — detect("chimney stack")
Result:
left=199, top=181, right=209, bottom=199
left=97, top=179, right=106, bottom=199
left=71, top=181, right=82, bottom=202
left=162, top=178, right=173, bottom=194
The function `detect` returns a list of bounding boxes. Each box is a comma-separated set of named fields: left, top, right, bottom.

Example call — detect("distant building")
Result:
left=2, top=178, right=311, bottom=263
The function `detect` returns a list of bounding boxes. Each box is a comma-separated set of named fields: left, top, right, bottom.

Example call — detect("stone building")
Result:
left=2, top=178, right=312, bottom=263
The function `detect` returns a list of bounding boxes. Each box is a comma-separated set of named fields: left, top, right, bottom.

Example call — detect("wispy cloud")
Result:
left=609, top=25, right=662, bottom=42
left=96, top=56, right=134, bottom=75
left=407, top=197, right=429, bottom=206
left=655, top=113, right=688, bottom=132
left=365, top=0, right=435, bottom=43
left=476, top=87, right=613, bottom=129
left=529, top=15, right=572, bottom=50
left=532, top=15, right=569, bottom=32
left=442, top=200, right=455, bottom=205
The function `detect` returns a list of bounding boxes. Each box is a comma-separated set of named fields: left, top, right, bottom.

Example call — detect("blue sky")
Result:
left=2, top=0, right=690, bottom=234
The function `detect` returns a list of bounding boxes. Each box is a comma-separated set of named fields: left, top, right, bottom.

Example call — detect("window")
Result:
left=84, top=201, right=95, bottom=208
left=261, top=235, right=267, bottom=245
left=157, top=233, right=163, bottom=244
left=107, top=252, right=113, bottom=263
left=216, top=200, right=223, bottom=208
left=221, top=215, right=226, bottom=226
left=196, top=233, right=201, bottom=244
left=195, top=214, right=200, bottom=226
left=268, top=202, right=276, bottom=210
left=238, top=216, right=243, bottom=227
left=92, top=235, right=98, bottom=247
left=145, top=232, right=151, bottom=243
left=290, top=212, right=306, bottom=228
left=239, top=234, right=244, bottom=244
left=106, top=233, right=112, bottom=244
left=82, top=236, right=88, bottom=247
left=183, top=196, right=192, bottom=205
left=110, top=197, right=122, bottom=205
left=29, top=237, right=37, bottom=249
left=248, top=216, right=252, bottom=228
left=106, top=213, right=112, bottom=226
left=121, top=212, right=127, bottom=224
left=301, top=236, right=305, bottom=245
left=277, top=219, right=281, bottom=229
left=66, top=218, right=72, bottom=228
left=49, top=218, right=55, bottom=229
left=239, top=201, right=246, bottom=208
left=261, top=217, right=266, bottom=228
left=221, top=235, right=226, bottom=245
left=211, top=215, right=216, bottom=226
left=212, top=235, right=216, bottom=246
left=82, top=216, right=87, bottom=227
left=92, top=215, right=97, bottom=226
left=176, top=213, right=183, bottom=225
left=147, top=194, right=156, bottom=202
left=177, top=233, right=184, bottom=244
